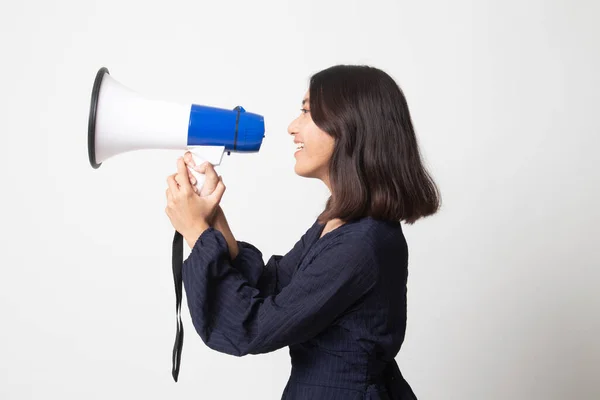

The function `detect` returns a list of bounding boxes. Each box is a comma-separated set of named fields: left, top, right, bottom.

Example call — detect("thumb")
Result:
left=209, top=176, right=226, bottom=204
left=193, top=161, right=209, bottom=173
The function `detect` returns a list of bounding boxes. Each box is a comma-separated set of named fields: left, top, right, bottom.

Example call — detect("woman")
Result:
left=165, top=65, right=440, bottom=399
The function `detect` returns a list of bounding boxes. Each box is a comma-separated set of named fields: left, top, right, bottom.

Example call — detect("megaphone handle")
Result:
left=186, top=153, right=208, bottom=194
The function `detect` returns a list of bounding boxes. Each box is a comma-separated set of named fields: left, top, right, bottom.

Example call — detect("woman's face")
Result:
left=287, top=91, right=335, bottom=186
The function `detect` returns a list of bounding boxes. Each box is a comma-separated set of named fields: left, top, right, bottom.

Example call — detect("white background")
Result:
left=0, top=0, right=598, bottom=399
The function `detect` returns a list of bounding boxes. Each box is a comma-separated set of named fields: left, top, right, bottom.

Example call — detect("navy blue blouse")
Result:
left=182, top=216, right=417, bottom=399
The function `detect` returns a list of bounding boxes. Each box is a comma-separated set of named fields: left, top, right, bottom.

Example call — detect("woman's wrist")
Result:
left=185, top=220, right=211, bottom=249
left=211, top=206, right=240, bottom=260
left=212, top=205, right=225, bottom=228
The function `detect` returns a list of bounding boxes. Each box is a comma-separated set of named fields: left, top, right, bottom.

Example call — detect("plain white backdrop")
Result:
left=0, top=0, right=598, bottom=399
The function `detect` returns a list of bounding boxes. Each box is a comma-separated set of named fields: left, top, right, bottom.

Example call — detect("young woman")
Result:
left=165, top=64, right=440, bottom=399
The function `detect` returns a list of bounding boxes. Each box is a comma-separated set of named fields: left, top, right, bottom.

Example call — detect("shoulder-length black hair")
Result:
left=310, top=65, right=441, bottom=225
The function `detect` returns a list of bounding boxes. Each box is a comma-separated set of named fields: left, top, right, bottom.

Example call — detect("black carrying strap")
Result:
left=169, top=106, right=241, bottom=379
left=171, top=230, right=184, bottom=382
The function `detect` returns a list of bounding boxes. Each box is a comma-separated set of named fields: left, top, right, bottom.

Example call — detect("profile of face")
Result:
left=287, top=91, right=335, bottom=186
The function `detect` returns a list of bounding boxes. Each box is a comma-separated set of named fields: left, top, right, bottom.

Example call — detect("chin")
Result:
left=294, top=163, right=316, bottom=178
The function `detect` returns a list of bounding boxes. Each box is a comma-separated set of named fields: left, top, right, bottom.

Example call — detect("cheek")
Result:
left=315, top=135, right=334, bottom=158
left=314, top=145, right=331, bottom=160
left=307, top=124, right=331, bottom=149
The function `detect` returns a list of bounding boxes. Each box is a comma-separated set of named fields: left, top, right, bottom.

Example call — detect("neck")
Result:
left=321, top=174, right=332, bottom=193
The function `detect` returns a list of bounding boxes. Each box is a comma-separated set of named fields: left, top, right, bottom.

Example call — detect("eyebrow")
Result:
left=302, top=98, right=309, bottom=106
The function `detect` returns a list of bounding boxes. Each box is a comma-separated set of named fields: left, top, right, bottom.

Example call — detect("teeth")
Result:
left=296, top=143, right=305, bottom=150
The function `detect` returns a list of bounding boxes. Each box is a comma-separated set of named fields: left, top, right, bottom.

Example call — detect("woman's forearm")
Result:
left=212, top=205, right=240, bottom=261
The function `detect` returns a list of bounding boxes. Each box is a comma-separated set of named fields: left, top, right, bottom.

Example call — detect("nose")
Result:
left=288, top=115, right=300, bottom=136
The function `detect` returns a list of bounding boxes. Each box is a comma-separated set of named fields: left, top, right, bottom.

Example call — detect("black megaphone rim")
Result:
left=88, top=67, right=109, bottom=169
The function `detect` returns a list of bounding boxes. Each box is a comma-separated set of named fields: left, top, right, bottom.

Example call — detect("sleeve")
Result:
left=228, top=228, right=312, bottom=296
left=182, top=227, right=377, bottom=357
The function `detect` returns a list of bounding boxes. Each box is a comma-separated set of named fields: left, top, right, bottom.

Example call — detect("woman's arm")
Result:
left=210, top=205, right=273, bottom=294
left=182, top=227, right=377, bottom=356
left=211, top=205, right=240, bottom=261
left=209, top=206, right=316, bottom=297
left=210, top=206, right=290, bottom=296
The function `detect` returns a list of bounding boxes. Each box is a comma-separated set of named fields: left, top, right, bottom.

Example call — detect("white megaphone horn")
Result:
left=87, top=67, right=265, bottom=190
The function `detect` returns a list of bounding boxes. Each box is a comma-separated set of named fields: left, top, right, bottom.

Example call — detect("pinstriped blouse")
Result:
left=182, top=216, right=417, bottom=399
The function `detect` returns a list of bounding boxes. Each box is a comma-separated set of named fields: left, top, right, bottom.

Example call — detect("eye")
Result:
left=300, top=108, right=310, bottom=114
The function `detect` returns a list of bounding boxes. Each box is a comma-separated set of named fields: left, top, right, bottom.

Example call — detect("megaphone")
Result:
left=87, top=67, right=265, bottom=189
left=87, top=67, right=266, bottom=383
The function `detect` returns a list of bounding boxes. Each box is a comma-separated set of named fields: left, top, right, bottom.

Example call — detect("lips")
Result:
left=294, top=140, right=305, bottom=155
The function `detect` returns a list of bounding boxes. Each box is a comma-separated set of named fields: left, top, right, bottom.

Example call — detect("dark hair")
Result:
left=309, top=65, right=441, bottom=225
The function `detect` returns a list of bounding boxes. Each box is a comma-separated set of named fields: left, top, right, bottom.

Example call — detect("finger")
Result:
left=177, top=174, right=198, bottom=193
left=179, top=166, right=197, bottom=186
left=192, top=161, right=208, bottom=174
left=174, top=173, right=191, bottom=188
left=183, top=151, right=195, bottom=167
left=185, top=166, right=201, bottom=193
left=199, top=162, right=219, bottom=195
left=209, top=176, right=226, bottom=204
left=166, top=188, right=173, bottom=202
left=186, top=167, right=196, bottom=180
left=187, top=165, right=202, bottom=186
left=167, top=174, right=179, bottom=194
left=176, top=157, right=192, bottom=193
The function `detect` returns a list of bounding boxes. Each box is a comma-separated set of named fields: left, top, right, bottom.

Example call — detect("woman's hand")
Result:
left=183, top=151, right=221, bottom=198
left=183, top=151, right=223, bottom=225
left=183, top=152, right=235, bottom=257
left=165, top=156, right=226, bottom=246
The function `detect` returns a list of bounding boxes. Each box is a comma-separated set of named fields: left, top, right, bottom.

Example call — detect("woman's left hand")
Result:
left=165, top=157, right=226, bottom=245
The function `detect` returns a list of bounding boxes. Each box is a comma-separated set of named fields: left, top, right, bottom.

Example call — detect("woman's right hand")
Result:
left=183, top=151, right=224, bottom=226
left=184, top=151, right=235, bottom=255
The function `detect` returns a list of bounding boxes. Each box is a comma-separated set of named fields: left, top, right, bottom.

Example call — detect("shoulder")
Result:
left=338, top=216, right=400, bottom=245
left=320, top=217, right=395, bottom=260
left=326, top=217, right=405, bottom=266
